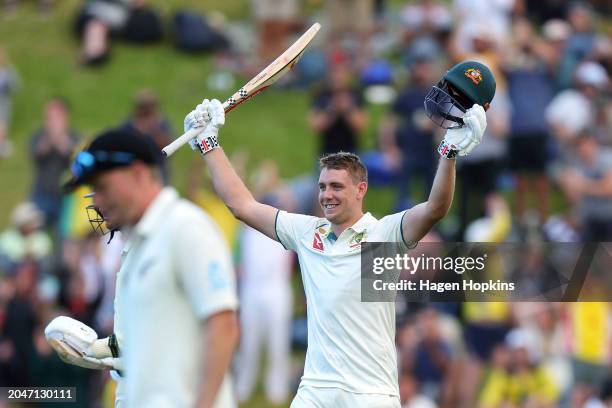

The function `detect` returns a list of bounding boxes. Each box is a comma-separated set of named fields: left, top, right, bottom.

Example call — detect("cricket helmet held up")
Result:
left=424, top=60, right=496, bottom=128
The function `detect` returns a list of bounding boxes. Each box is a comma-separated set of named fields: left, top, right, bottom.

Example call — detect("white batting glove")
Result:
left=184, top=99, right=225, bottom=155
left=45, top=316, right=120, bottom=370
left=438, top=104, right=487, bottom=159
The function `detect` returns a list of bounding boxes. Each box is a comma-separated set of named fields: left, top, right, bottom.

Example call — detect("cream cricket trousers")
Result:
left=290, top=386, right=401, bottom=408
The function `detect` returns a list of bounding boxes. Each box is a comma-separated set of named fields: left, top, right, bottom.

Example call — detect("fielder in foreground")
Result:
left=46, top=128, right=239, bottom=408
left=183, top=60, right=495, bottom=407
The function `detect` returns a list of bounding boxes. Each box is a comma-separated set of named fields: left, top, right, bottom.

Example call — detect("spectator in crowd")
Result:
left=503, top=18, right=556, bottom=227
left=463, top=194, right=512, bottom=243
left=413, top=308, right=452, bottom=400
left=512, top=303, right=571, bottom=395
left=451, top=0, right=515, bottom=56
left=235, top=223, right=293, bottom=405
left=379, top=52, right=440, bottom=208
left=598, top=95, right=612, bottom=146
left=29, top=97, right=79, bottom=228
left=250, top=0, right=299, bottom=67
left=122, top=89, right=172, bottom=150
left=57, top=239, right=94, bottom=324
left=459, top=301, right=513, bottom=406
left=566, top=303, right=611, bottom=407
left=398, top=0, right=452, bottom=64
left=557, top=2, right=600, bottom=89
left=88, top=234, right=123, bottom=337
left=74, top=0, right=130, bottom=65
left=309, top=61, right=367, bottom=158
left=0, top=202, right=52, bottom=271
left=540, top=19, right=572, bottom=88
left=324, top=0, right=375, bottom=57
left=546, top=61, right=609, bottom=146
left=0, top=46, right=19, bottom=159
left=478, top=329, right=559, bottom=408
left=557, top=131, right=612, bottom=241
left=121, top=89, right=172, bottom=183
left=0, top=260, right=39, bottom=387
left=74, top=0, right=163, bottom=66
left=74, top=233, right=109, bottom=328
left=399, top=0, right=452, bottom=43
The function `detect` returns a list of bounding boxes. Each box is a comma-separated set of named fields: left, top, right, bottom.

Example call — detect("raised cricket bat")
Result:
left=162, top=22, right=321, bottom=157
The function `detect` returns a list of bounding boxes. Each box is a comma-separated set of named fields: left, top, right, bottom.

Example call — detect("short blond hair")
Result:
left=319, top=152, right=368, bottom=184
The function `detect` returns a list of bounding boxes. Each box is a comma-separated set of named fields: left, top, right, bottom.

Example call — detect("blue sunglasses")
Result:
left=71, top=150, right=135, bottom=179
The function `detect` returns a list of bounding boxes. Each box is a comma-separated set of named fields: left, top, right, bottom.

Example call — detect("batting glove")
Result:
left=185, top=99, right=225, bottom=156
left=438, top=104, right=487, bottom=159
left=45, top=316, right=122, bottom=371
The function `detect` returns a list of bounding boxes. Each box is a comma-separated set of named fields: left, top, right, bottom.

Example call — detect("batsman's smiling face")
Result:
left=91, top=167, right=142, bottom=230
left=318, top=168, right=367, bottom=225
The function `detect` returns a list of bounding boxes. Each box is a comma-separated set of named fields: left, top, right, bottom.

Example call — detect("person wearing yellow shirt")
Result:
left=567, top=302, right=611, bottom=405
left=479, top=329, right=559, bottom=408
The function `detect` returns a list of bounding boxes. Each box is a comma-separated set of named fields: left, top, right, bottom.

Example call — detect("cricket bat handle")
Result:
left=161, top=128, right=200, bottom=157
left=162, top=101, right=231, bottom=157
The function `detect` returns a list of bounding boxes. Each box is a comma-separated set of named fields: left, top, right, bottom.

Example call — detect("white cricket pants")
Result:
left=290, top=386, right=401, bottom=408
left=236, top=284, right=292, bottom=403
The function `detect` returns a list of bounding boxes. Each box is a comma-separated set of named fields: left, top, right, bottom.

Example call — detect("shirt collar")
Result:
left=320, top=212, right=376, bottom=235
left=133, top=187, right=179, bottom=238
left=348, top=212, right=376, bottom=233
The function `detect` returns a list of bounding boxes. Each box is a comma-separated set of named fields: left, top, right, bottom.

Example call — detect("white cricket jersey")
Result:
left=116, top=187, right=238, bottom=408
left=276, top=211, right=411, bottom=397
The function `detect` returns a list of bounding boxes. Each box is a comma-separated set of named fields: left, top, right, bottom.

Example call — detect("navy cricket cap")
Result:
left=63, top=127, right=163, bottom=192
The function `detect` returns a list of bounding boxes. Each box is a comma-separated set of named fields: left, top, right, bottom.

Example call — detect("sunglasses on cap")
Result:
left=70, top=150, right=135, bottom=179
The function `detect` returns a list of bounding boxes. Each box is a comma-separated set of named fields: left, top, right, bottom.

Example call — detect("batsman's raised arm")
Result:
left=402, top=104, right=487, bottom=244
left=184, top=99, right=280, bottom=240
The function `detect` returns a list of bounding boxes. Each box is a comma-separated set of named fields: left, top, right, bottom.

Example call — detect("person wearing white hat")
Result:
left=0, top=202, right=52, bottom=266
left=546, top=61, right=609, bottom=143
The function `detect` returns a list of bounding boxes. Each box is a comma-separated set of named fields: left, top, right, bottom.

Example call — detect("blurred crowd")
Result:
left=1, top=0, right=612, bottom=407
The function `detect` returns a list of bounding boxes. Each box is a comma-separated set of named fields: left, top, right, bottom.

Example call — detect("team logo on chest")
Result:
left=312, top=232, right=324, bottom=251
left=349, top=231, right=367, bottom=249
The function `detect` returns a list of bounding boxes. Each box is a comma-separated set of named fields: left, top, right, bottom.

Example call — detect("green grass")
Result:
left=0, top=0, right=328, bottom=228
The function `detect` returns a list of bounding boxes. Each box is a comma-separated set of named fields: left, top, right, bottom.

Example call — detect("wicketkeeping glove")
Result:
left=185, top=98, right=225, bottom=156
left=438, top=104, right=487, bottom=159
left=45, top=316, right=122, bottom=371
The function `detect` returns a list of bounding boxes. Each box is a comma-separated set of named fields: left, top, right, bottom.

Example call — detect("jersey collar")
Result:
left=133, top=187, right=179, bottom=238
left=348, top=212, right=376, bottom=233
left=319, top=212, right=376, bottom=239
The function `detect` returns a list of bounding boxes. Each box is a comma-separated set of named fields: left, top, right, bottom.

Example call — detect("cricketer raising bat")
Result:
left=162, top=22, right=322, bottom=157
